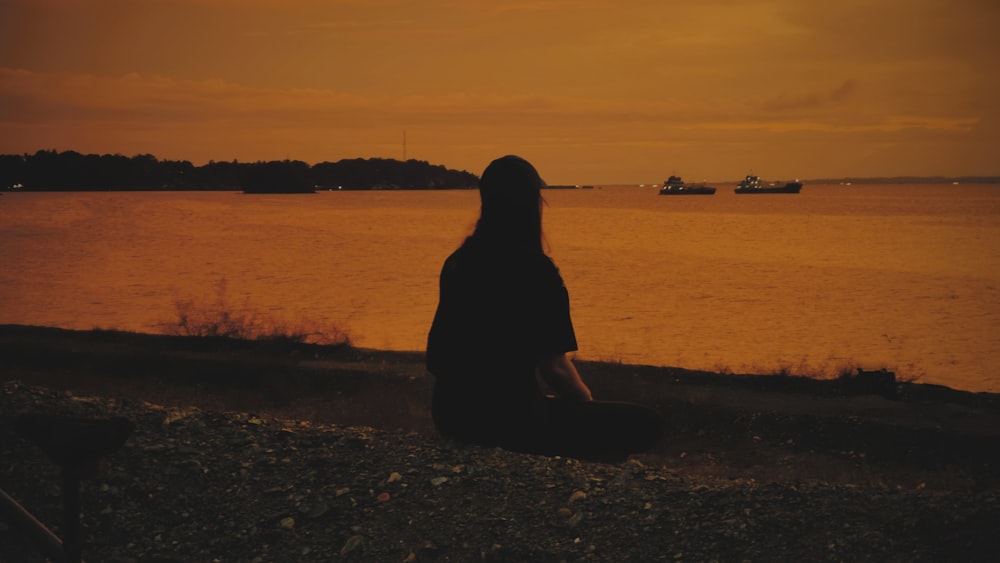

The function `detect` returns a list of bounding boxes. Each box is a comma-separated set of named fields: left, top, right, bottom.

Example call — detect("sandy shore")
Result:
left=2, top=325, right=999, bottom=561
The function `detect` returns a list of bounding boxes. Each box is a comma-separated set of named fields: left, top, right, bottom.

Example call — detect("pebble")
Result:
left=340, top=534, right=364, bottom=556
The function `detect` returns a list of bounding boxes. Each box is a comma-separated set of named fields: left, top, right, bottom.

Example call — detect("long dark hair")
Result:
left=467, top=155, right=546, bottom=256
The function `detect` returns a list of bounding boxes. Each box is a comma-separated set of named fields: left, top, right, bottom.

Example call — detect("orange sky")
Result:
left=1, top=0, right=997, bottom=184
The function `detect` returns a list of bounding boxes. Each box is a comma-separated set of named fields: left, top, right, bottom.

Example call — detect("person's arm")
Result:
left=537, top=353, right=593, bottom=401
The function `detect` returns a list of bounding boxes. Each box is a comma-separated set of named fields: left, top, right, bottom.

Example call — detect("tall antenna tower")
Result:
left=403, top=130, right=407, bottom=161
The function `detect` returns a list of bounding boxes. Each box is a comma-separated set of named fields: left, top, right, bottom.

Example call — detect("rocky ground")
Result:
left=1, top=325, right=999, bottom=561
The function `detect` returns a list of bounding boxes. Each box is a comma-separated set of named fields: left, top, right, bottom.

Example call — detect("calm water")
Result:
left=1, top=185, right=997, bottom=392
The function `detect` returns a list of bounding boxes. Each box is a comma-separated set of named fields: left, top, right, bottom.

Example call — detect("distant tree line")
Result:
left=0, top=150, right=480, bottom=191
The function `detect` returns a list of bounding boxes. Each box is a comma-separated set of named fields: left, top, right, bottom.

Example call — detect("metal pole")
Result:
left=61, top=469, right=83, bottom=563
left=0, top=487, right=65, bottom=562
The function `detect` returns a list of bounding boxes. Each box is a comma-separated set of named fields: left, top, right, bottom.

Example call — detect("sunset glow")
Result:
left=1, top=0, right=997, bottom=184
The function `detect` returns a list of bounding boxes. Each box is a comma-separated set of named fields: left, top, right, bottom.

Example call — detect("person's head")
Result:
left=472, top=155, right=546, bottom=254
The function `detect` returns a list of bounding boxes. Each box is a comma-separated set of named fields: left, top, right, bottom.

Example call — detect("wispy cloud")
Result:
left=0, top=68, right=980, bottom=138
left=760, top=80, right=858, bottom=112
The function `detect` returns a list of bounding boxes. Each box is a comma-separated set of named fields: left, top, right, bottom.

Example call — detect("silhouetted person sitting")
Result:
left=427, top=155, right=663, bottom=462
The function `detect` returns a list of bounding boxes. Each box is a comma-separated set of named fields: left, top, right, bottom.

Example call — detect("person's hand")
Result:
left=539, top=354, right=592, bottom=401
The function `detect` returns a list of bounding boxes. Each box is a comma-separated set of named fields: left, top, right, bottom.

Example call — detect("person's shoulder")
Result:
left=534, top=254, right=566, bottom=285
left=442, top=241, right=480, bottom=275
left=536, top=253, right=558, bottom=271
left=440, top=248, right=463, bottom=277
left=443, top=247, right=462, bottom=266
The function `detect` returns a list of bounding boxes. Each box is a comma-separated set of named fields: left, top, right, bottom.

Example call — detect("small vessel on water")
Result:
left=734, top=175, right=802, bottom=194
left=658, top=175, right=716, bottom=195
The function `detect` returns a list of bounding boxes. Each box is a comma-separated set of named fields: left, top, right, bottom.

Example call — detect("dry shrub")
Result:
left=166, top=279, right=350, bottom=346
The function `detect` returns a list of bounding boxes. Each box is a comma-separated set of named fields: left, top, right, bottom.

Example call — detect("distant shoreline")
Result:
left=5, top=178, right=1000, bottom=192
left=3, top=150, right=998, bottom=191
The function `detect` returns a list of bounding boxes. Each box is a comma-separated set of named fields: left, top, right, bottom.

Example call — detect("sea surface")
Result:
left=1, top=184, right=997, bottom=393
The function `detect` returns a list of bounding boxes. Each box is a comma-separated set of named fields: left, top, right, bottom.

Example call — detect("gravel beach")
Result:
left=2, top=326, right=999, bottom=561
